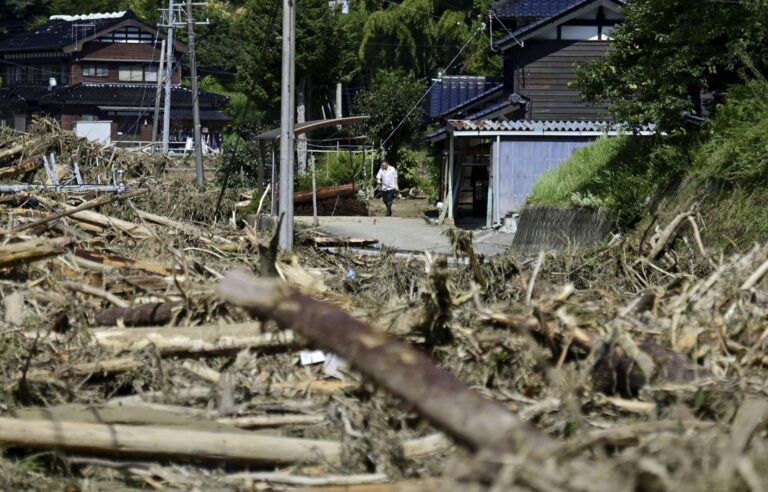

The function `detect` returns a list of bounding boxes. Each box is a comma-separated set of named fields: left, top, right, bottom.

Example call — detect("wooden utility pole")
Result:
left=151, top=39, right=166, bottom=148
left=278, top=0, right=296, bottom=250
left=161, top=0, right=175, bottom=153
left=186, top=0, right=204, bottom=189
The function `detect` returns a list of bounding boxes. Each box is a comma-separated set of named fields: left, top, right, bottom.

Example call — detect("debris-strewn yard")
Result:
left=1, top=125, right=768, bottom=491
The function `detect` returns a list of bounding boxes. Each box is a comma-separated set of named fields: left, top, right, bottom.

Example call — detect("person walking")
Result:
left=376, top=160, right=398, bottom=216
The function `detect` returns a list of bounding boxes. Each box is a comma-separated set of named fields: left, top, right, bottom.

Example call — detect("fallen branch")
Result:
left=73, top=248, right=173, bottom=277
left=218, top=272, right=545, bottom=452
left=216, top=414, right=326, bottom=428
left=11, top=189, right=147, bottom=234
left=25, top=357, right=143, bottom=383
left=91, top=322, right=297, bottom=355
left=35, top=195, right=152, bottom=238
left=0, top=237, right=75, bottom=267
left=63, top=281, right=129, bottom=308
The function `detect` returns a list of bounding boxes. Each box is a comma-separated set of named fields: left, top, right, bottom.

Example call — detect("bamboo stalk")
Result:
left=91, top=322, right=296, bottom=355
left=0, top=417, right=340, bottom=464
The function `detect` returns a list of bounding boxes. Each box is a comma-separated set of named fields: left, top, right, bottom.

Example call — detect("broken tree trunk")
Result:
left=0, top=417, right=340, bottom=464
left=0, top=237, right=75, bottom=267
left=91, top=322, right=297, bottom=355
left=0, top=155, right=41, bottom=179
left=11, top=189, right=147, bottom=234
left=93, top=302, right=179, bottom=327
left=217, top=272, right=546, bottom=452
left=294, top=184, right=355, bottom=204
left=34, top=196, right=152, bottom=238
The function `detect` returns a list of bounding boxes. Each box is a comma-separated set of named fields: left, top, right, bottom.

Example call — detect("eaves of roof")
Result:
left=494, top=0, right=625, bottom=51
left=447, top=118, right=655, bottom=135
left=39, top=83, right=228, bottom=108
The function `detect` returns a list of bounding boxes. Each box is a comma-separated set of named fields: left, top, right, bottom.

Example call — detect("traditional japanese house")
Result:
left=428, top=0, right=648, bottom=227
left=0, top=11, right=228, bottom=149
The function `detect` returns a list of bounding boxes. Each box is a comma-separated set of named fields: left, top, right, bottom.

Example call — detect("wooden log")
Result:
left=91, top=322, right=296, bottom=355
left=25, top=357, right=143, bottom=383
left=218, top=272, right=544, bottom=452
left=0, top=156, right=41, bottom=179
left=35, top=196, right=152, bottom=238
left=11, top=189, right=147, bottom=234
left=73, top=248, right=173, bottom=276
left=93, top=302, right=179, bottom=327
left=309, top=236, right=378, bottom=247
left=0, top=417, right=340, bottom=464
left=133, top=208, right=233, bottom=244
left=0, top=237, right=75, bottom=267
left=294, top=183, right=355, bottom=205
left=216, top=414, right=325, bottom=428
left=0, top=139, right=41, bottom=163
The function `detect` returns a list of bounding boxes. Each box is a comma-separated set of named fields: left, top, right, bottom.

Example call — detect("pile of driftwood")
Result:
left=0, top=119, right=168, bottom=184
left=2, top=129, right=768, bottom=490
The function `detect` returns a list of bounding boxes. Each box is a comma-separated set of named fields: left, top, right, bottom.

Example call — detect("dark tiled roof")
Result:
left=41, top=83, right=228, bottom=108
left=428, top=76, right=503, bottom=119
left=490, top=0, right=580, bottom=20
left=464, top=96, right=525, bottom=120
left=494, top=0, right=624, bottom=50
left=0, top=85, right=51, bottom=104
left=0, top=12, right=133, bottom=53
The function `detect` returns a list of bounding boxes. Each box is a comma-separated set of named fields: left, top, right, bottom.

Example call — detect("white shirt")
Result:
left=376, top=166, right=398, bottom=191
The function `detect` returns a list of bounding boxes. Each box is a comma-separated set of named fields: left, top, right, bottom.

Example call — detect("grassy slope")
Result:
left=528, top=79, right=768, bottom=250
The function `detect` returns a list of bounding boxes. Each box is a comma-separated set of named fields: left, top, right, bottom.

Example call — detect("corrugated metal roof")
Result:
left=428, top=76, right=503, bottom=119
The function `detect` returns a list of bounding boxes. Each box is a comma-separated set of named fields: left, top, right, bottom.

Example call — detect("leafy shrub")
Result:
left=696, top=79, right=768, bottom=187
left=529, top=135, right=688, bottom=227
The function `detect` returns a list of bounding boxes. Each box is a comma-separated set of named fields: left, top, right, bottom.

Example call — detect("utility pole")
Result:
left=151, top=39, right=166, bottom=149
left=278, top=0, right=296, bottom=250
left=186, top=0, right=204, bottom=189
left=161, top=0, right=175, bottom=153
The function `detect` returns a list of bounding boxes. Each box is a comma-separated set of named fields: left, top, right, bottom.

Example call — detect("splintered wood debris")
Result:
left=1, top=123, right=768, bottom=491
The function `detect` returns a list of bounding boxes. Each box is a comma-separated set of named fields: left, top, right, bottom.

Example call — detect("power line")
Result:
left=379, top=24, right=484, bottom=150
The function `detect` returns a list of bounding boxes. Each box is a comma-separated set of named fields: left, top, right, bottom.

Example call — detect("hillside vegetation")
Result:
left=529, top=78, right=768, bottom=249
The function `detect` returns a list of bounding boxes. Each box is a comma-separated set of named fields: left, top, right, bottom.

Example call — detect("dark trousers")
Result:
left=382, top=189, right=395, bottom=216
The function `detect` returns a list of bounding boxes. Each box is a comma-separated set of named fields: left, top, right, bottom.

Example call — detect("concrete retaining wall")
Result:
left=511, top=206, right=615, bottom=254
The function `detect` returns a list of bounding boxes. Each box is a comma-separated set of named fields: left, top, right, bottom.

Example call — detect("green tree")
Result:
left=576, top=0, right=768, bottom=130
left=355, top=68, right=425, bottom=164
left=357, top=0, right=497, bottom=78
left=234, top=0, right=346, bottom=121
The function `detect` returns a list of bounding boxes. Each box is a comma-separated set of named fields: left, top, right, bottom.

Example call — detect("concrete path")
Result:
left=295, top=216, right=515, bottom=257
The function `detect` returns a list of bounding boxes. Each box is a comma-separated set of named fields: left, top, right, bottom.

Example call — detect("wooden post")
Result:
left=151, top=39, right=166, bottom=149
left=271, top=141, right=278, bottom=216
left=258, top=141, right=266, bottom=200
left=447, top=133, right=454, bottom=221
left=311, top=153, right=318, bottom=226
left=186, top=0, right=205, bottom=189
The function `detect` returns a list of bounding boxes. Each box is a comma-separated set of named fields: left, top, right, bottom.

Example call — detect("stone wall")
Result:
left=511, top=206, right=615, bottom=254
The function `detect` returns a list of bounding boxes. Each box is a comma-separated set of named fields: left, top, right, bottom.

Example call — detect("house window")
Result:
left=82, top=64, right=109, bottom=77
left=119, top=65, right=144, bottom=82
left=144, top=65, right=158, bottom=82
left=99, top=27, right=156, bottom=44
left=561, top=26, right=600, bottom=41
